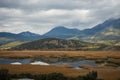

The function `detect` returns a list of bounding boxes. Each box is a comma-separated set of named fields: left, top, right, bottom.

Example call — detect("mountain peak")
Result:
left=54, top=26, right=79, bottom=30
left=43, top=26, right=81, bottom=39
left=19, top=31, right=32, bottom=34
left=18, top=31, right=40, bottom=37
left=53, top=26, right=68, bottom=30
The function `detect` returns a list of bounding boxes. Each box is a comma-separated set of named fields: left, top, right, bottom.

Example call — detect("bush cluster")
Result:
left=0, top=69, right=97, bottom=80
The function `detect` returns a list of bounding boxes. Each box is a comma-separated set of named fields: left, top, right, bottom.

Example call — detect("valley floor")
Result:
left=0, top=50, right=120, bottom=59
left=0, top=51, right=120, bottom=80
left=0, top=65, right=120, bottom=80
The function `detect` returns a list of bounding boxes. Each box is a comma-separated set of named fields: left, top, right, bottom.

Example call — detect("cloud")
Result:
left=0, top=0, right=120, bottom=34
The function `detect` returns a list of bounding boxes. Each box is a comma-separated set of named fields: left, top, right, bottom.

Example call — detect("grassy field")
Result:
left=0, top=65, right=87, bottom=77
left=0, top=51, right=119, bottom=59
left=0, top=51, right=120, bottom=80
left=0, top=65, right=120, bottom=80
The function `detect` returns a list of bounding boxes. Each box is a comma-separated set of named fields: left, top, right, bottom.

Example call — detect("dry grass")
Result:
left=0, top=65, right=87, bottom=77
left=0, top=65, right=120, bottom=80
left=80, top=65, right=120, bottom=80
left=0, top=51, right=120, bottom=80
left=0, top=51, right=120, bottom=59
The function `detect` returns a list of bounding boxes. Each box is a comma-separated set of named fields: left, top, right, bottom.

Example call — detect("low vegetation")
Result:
left=0, top=51, right=119, bottom=60
left=0, top=69, right=10, bottom=80
left=9, top=38, right=120, bottom=51
left=0, top=69, right=97, bottom=80
left=0, top=51, right=119, bottom=80
left=0, top=41, right=27, bottom=50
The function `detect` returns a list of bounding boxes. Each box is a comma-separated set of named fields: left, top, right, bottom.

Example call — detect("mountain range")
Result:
left=0, top=18, right=120, bottom=47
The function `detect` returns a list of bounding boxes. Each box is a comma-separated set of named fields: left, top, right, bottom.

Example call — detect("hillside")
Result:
left=12, top=38, right=100, bottom=50
left=81, top=19, right=118, bottom=36
left=43, top=18, right=120, bottom=40
left=0, top=31, right=42, bottom=47
left=0, top=18, right=120, bottom=48
left=0, top=31, right=41, bottom=41
left=84, top=18, right=120, bottom=41
left=0, top=18, right=120, bottom=41
left=0, top=41, right=27, bottom=50
left=0, top=37, right=16, bottom=46
left=43, top=26, right=81, bottom=39
left=18, top=31, right=42, bottom=40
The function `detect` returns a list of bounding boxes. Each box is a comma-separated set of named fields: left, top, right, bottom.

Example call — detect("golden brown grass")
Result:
left=80, top=65, right=120, bottom=80
left=0, top=51, right=120, bottom=59
left=0, top=65, right=87, bottom=77
left=0, top=65, right=120, bottom=80
left=0, top=51, right=120, bottom=80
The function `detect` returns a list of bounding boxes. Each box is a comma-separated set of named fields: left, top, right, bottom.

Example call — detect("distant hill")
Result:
left=11, top=38, right=95, bottom=50
left=0, top=31, right=42, bottom=41
left=18, top=31, right=42, bottom=40
left=81, top=19, right=118, bottom=36
left=11, top=38, right=120, bottom=51
left=0, top=37, right=16, bottom=46
left=0, top=18, right=120, bottom=46
left=83, top=18, right=120, bottom=41
left=0, top=32, right=21, bottom=46
left=0, top=31, right=42, bottom=47
left=0, top=32, right=23, bottom=40
left=42, top=18, right=120, bottom=40
left=0, top=41, right=27, bottom=50
left=18, top=31, right=40, bottom=37
left=43, top=26, right=81, bottom=39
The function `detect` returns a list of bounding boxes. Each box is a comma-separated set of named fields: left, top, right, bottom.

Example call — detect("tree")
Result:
left=85, top=71, right=97, bottom=80
left=0, top=69, right=10, bottom=80
left=46, top=73, right=67, bottom=80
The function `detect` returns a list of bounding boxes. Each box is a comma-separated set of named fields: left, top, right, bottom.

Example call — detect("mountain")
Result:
left=18, top=31, right=42, bottom=40
left=0, top=37, right=16, bottom=46
left=0, top=18, right=120, bottom=43
left=0, top=41, right=27, bottom=50
left=43, top=18, right=120, bottom=40
left=43, top=26, right=81, bottom=39
left=1, top=18, right=120, bottom=50
left=18, top=31, right=40, bottom=37
left=82, top=18, right=119, bottom=36
left=0, top=32, right=24, bottom=45
left=0, top=32, right=22, bottom=40
left=83, top=18, right=120, bottom=41
left=0, top=31, right=41, bottom=41
left=0, top=31, right=42, bottom=46
left=11, top=38, right=94, bottom=50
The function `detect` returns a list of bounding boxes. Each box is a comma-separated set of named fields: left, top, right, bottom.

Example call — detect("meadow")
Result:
left=0, top=51, right=120, bottom=80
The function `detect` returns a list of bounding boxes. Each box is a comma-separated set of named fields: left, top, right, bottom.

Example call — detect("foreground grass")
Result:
left=0, top=65, right=87, bottom=77
left=0, top=69, right=97, bottom=80
left=0, top=65, right=120, bottom=80
left=0, top=51, right=120, bottom=80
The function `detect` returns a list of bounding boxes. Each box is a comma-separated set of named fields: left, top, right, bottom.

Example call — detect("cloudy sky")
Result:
left=0, top=0, right=120, bottom=34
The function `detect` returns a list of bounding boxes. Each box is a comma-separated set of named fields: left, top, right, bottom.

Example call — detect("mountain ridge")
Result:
left=43, top=26, right=81, bottom=39
left=0, top=18, right=120, bottom=42
left=18, top=31, right=40, bottom=37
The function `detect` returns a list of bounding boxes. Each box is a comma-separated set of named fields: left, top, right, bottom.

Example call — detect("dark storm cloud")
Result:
left=0, top=0, right=120, bottom=34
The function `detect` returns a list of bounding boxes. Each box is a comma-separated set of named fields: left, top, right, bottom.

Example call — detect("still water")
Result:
left=0, top=58, right=97, bottom=67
